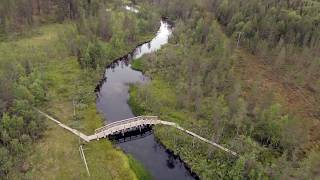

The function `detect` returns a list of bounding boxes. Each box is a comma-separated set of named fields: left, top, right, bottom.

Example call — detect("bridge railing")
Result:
left=95, top=116, right=158, bottom=134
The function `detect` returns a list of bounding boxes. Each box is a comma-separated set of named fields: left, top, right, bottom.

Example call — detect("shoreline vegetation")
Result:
left=128, top=155, right=153, bottom=180
left=131, top=58, right=144, bottom=72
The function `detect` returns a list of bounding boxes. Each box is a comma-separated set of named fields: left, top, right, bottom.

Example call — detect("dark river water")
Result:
left=96, top=20, right=198, bottom=180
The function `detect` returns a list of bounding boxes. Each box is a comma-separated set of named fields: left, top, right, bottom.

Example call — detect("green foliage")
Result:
left=0, top=0, right=83, bottom=39
left=129, top=86, right=146, bottom=116
left=211, top=0, right=320, bottom=89
left=130, top=80, right=177, bottom=116
left=0, top=0, right=160, bottom=177
left=0, top=32, right=48, bottom=175
left=59, top=2, right=158, bottom=71
left=128, top=1, right=317, bottom=178
left=254, top=104, right=284, bottom=148
left=131, top=58, right=144, bottom=71
left=252, top=103, right=308, bottom=156
left=1, top=0, right=318, bottom=178
left=83, top=41, right=104, bottom=69
left=128, top=155, right=153, bottom=180
left=129, top=14, right=243, bottom=177
left=295, top=150, right=320, bottom=179
left=0, top=110, right=44, bottom=176
left=0, top=147, right=12, bottom=176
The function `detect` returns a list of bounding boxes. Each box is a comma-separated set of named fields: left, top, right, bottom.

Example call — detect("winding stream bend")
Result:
left=96, top=20, right=198, bottom=180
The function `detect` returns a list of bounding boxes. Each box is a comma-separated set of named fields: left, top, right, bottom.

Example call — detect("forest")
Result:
left=130, top=0, right=320, bottom=179
left=0, top=0, right=319, bottom=179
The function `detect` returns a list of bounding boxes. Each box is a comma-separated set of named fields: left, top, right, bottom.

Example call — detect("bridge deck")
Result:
left=36, top=109, right=237, bottom=156
left=94, top=116, right=159, bottom=134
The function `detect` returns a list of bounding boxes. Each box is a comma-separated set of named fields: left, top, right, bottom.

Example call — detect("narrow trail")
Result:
left=35, top=108, right=91, bottom=142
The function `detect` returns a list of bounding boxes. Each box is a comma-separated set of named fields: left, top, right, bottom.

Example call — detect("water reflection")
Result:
left=133, top=21, right=172, bottom=59
left=96, top=20, right=198, bottom=180
left=125, top=5, right=139, bottom=13
left=108, top=125, right=153, bottom=143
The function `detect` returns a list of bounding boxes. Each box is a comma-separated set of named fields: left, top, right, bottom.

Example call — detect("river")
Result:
left=96, top=20, right=198, bottom=180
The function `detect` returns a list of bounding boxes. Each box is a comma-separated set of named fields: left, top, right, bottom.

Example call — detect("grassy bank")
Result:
left=128, top=155, right=153, bottom=180
left=131, top=58, right=144, bottom=72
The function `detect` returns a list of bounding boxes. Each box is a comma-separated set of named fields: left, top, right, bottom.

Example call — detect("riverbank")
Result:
left=95, top=18, right=200, bottom=179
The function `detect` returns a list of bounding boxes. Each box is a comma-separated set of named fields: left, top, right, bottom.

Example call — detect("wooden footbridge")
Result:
left=36, top=109, right=237, bottom=156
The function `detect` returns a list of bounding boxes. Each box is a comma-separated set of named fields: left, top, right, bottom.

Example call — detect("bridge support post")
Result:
left=192, top=137, right=195, bottom=148
left=79, top=145, right=90, bottom=176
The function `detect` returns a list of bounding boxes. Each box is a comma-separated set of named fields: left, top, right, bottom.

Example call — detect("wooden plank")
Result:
left=91, top=118, right=237, bottom=156
left=35, top=109, right=238, bottom=156
left=35, top=108, right=90, bottom=142
left=174, top=125, right=238, bottom=156
left=79, top=145, right=90, bottom=176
